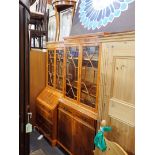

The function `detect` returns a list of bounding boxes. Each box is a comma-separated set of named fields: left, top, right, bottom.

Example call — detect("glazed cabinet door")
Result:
left=80, top=45, right=100, bottom=108
left=48, top=50, right=55, bottom=87
left=65, top=46, right=79, bottom=100
left=73, top=118, right=95, bottom=155
left=56, top=49, right=64, bottom=91
left=58, top=108, right=73, bottom=152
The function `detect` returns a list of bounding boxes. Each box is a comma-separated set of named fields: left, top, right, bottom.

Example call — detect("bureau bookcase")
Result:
left=35, top=32, right=135, bottom=155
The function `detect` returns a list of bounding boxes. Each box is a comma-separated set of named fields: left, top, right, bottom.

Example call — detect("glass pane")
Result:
left=48, top=50, right=54, bottom=87
left=56, top=49, right=64, bottom=91
left=48, top=16, right=56, bottom=41
left=59, top=8, right=73, bottom=41
left=66, top=47, right=79, bottom=100
left=80, top=46, right=99, bottom=108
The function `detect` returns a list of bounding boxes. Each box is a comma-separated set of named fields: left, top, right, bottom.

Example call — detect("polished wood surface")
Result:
left=34, top=32, right=135, bottom=155
left=73, top=117, right=95, bottom=155
left=52, top=0, right=76, bottom=12
left=98, top=32, right=135, bottom=155
left=36, top=87, right=63, bottom=145
left=58, top=101, right=96, bottom=155
left=108, top=118, right=135, bottom=154
left=59, top=97, right=97, bottom=120
left=46, top=42, right=65, bottom=90
left=58, top=108, right=73, bottom=152
left=30, top=49, right=46, bottom=125
left=35, top=87, right=96, bottom=154
left=46, top=34, right=105, bottom=111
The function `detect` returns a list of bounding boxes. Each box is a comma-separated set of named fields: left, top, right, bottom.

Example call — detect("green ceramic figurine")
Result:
left=94, top=120, right=112, bottom=152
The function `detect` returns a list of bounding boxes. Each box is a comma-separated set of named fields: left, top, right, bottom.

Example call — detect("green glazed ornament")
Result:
left=94, top=122, right=112, bottom=152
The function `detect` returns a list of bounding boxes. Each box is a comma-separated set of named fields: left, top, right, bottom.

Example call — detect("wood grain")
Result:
left=30, top=49, right=46, bottom=125
left=98, top=32, right=135, bottom=155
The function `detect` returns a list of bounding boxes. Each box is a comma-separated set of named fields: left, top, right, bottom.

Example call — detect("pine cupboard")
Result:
left=98, top=32, right=135, bottom=155
left=35, top=32, right=135, bottom=155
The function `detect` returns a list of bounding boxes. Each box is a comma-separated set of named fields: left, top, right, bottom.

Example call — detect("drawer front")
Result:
left=74, top=111, right=96, bottom=128
left=36, top=100, right=52, bottom=113
left=36, top=112, right=53, bottom=137
left=36, top=104, right=53, bottom=122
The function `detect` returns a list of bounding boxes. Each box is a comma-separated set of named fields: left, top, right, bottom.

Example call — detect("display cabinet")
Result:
left=63, top=34, right=102, bottom=111
left=57, top=101, right=97, bottom=155
left=48, top=50, right=54, bottom=87
left=35, top=87, right=63, bottom=146
left=47, top=42, right=64, bottom=92
left=80, top=45, right=99, bottom=108
left=46, top=34, right=103, bottom=111
left=65, top=46, right=79, bottom=100
left=36, top=31, right=135, bottom=155
left=56, top=49, right=64, bottom=91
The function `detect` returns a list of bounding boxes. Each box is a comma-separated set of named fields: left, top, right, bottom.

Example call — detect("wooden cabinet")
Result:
left=47, top=42, right=64, bottom=91
left=58, top=108, right=73, bottom=152
left=35, top=32, right=135, bottom=155
left=73, top=118, right=95, bottom=155
left=46, top=34, right=103, bottom=110
left=57, top=102, right=96, bottom=155
left=80, top=45, right=100, bottom=108
left=64, top=42, right=101, bottom=110
left=48, top=50, right=55, bottom=87
left=98, top=32, right=135, bottom=155
left=48, top=48, right=65, bottom=90
left=56, top=49, right=64, bottom=90
left=36, top=88, right=63, bottom=145
left=65, top=46, right=79, bottom=100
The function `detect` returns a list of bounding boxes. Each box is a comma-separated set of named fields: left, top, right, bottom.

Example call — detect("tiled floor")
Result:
left=30, top=130, right=65, bottom=155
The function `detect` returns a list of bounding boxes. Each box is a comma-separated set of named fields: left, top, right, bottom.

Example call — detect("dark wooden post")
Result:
left=19, top=0, right=30, bottom=155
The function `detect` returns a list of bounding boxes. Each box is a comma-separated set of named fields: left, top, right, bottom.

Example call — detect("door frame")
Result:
left=19, top=1, right=30, bottom=155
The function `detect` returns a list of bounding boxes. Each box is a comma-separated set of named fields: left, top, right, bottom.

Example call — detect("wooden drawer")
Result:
left=36, top=112, right=53, bottom=137
left=36, top=105, right=53, bottom=122
left=37, top=100, right=52, bottom=113
left=74, top=111, right=96, bottom=128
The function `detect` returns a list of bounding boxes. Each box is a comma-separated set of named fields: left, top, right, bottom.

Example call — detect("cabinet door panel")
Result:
left=36, top=112, right=53, bottom=138
left=58, top=108, right=73, bottom=152
left=80, top=46, right=99, bottom=108
left=73, top=118, right=95, bottom=155
left=48, top=50, right=55, bottom=87
left=65, top=46, right=79, bottom=100
left=100, top=40, right=135, bottom=154
left=56, top=49, right=64, bottom=91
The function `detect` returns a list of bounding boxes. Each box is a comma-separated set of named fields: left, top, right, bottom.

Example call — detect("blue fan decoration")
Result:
left=79, top=0, right=134, bottom=30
